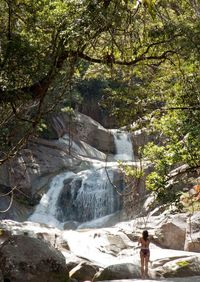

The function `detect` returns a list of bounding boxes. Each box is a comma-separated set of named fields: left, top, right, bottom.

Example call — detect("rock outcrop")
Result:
left=151, top=256, right=200, bottom=278
left=0, top=235, right=69, bottom=282
left=51, top=112, right=115, bottom=154
left=154, top=213, right=187, bottom=250
left=0, top=112, right=119, bottom=222
left=69, top=262, right=98, bottom=281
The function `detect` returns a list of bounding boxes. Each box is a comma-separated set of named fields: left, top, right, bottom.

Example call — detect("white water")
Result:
left=63, top=167, right=119, bottom=222
left=29, top=129, right=134, bottom=228
left=29, top=171, right=75, bottom=228
left=111, top=129, right=134, bottom=161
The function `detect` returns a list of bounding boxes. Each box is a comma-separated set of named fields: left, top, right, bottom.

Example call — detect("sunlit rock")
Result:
left=154, top=214, right=187, bottom=250
left=151, top=256, right=200, bottom=278
left=51, top=112, right=115, bottom=154
left=184, top=212, right=200, bottom=252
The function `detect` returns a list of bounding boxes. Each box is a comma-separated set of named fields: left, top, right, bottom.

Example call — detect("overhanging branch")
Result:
left=77, top=49, right=176, bottom=66
left=0, top=45, right=176, bottom=104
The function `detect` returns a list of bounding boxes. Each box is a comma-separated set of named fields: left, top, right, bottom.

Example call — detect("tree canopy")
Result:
left=1, top=0, right=200, bottom=206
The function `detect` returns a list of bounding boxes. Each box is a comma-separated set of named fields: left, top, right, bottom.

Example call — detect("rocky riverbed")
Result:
left=0, top=112, right=199, bottom=281
left=0, top=211, right=200, bottom=281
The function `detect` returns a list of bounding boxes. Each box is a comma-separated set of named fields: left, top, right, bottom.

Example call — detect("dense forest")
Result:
left=1, top=0, right=200, bottom=209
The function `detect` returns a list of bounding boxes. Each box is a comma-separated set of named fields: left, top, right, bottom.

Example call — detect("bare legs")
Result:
left=144, top=255, right=149, bottom=278
left=140, top=252, right=145, bottom=278
left=140, top=252, right=149, bottom=279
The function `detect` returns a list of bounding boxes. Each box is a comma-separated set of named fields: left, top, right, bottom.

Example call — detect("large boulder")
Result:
left=93, top=263, right=140, bottom=281
left=51, top=112, right=115, bottom=154
left=153, top=214, right=187, bottom=250
left=151, top=256, right=200, bottom=278
left=0, top=235, right=69, bottom=282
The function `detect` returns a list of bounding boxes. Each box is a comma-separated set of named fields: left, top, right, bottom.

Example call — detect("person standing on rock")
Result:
left=138, top=230, right=150, bottom=279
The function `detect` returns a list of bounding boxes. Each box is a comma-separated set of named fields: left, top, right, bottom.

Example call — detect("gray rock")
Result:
left=0, top=235, right=69, bottom=282
left=69, top=262, right=98, bottom=281
left=93, top=263, right=141, bottom=281
left=153, top=256, right=200, bottom=278
left=154, top=214, right=187, bottom=250
left=63, top=221, right=79, bottom=230
left=51, top=112, right=115, bottom=154
left=185, top=212, right=200, bottom=252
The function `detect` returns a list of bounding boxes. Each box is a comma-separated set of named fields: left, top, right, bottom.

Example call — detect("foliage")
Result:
left=95, top=1, right=200, bottom=205
left=1, top=0, right=200, bottom=207
left=141, top=61, right=200, bottom=204
left=118, top=161, right=144, bottom=179
left=180, top=188, right=200, bottom=212
left=0, top=0, right=163, bottom=162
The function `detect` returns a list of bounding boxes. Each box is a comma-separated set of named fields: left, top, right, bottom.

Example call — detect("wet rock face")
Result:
left=0, top=112, right=116, bottom=222
left=0, top=235, right=69, bottom=282
left=56, top=168, right=123, bottom=223
left=57, top=176, right=82, bottom=222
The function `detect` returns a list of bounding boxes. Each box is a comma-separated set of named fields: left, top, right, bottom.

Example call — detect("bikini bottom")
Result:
left=140, top=249, right=150, bottom=256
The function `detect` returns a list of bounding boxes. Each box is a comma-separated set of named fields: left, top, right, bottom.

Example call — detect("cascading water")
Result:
left=56, top=165, right=122, bottom=223
left=29, top=171, right=75, bottom=227
left=28, top=128, right=133, bottom=229
left=111, top=129, right=134, bottom=161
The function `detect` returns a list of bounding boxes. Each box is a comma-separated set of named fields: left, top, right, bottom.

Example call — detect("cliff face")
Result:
left=50, top=112, right=115, bottom=154
left=0, top=112, right=118, bottom=222
left=1, top=111, right=198, bottom=224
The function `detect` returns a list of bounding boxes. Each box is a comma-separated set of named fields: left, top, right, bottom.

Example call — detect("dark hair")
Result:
left=142, top=230, right=149, bottom=241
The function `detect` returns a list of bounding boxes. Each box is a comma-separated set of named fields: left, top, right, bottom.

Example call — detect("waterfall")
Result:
left=28, top=129, right=133, bottom=228
left=29, top=166, right=122, bottom=228
left=56, top=166, right=122, bottom=223
left=111, top=129, right=134, bottom=161
left=29, top=171, right=75, bottom=227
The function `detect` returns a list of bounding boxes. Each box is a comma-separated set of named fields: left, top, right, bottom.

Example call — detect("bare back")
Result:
left=139, top=237, right=150, bottom=249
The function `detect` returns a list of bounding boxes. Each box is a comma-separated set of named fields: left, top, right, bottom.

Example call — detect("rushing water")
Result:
left=56, top=166, right=122, bottom=223
left=29, top=129, right=133, bottom=228
left=111, top=129, right=134, bottom=161
left=29, top=172, right=75, bottom=227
